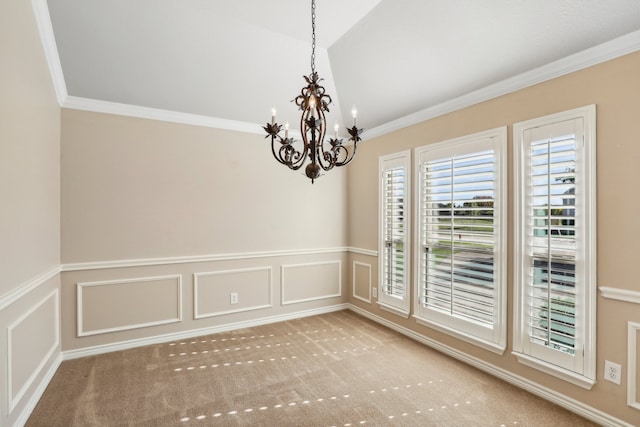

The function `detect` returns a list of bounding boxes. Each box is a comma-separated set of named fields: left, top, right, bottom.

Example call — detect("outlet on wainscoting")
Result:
left=230, top=292, right=238, bottom=304
left=372, top=287, right=377, bottom=298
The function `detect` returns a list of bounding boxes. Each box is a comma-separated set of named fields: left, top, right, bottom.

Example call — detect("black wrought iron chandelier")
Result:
left=263, top=0, right=363, bottom=183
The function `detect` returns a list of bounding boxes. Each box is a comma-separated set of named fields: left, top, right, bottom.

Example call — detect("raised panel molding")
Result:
left=7, top=289, right=59, bottom=412
left=281, top=260, right=342, bottom=305
left=194, top=267, right=272, bottom=319
left=77, top=275, right=182, bottom=337
left=628, top=322, right=640, bottom=411
left=352, top=261, right=372, bottom=303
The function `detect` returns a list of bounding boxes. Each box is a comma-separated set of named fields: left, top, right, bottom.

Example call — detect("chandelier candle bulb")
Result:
left=271, top=107, right=276, bottom=124
left=334, top=122, right=339, bottom=138
left=285, top=122, right=289, bottom=139
left=352, top=105, right=357, bottom=126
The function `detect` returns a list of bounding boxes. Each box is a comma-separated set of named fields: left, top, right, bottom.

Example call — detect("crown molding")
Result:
left=31, top=0, right=67, bottom=105
left=32, top=0, right=640, bottom=139
left=363, top=29, right=640, bottom=140
left=62, top=96, right=265, bottom=135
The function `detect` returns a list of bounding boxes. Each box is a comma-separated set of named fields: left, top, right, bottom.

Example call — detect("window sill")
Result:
left=377, top=301, right=410, bottom=318
left=512, top=351, right=596, bottom=390
left=413, top=315, right=506, bottom=355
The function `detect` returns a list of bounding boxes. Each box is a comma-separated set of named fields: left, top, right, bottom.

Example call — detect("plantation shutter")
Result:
left=382, top=166, right=406, bottom=297
left=378, top=151, right=410, bottom=316
left=524, top=120, right=581, bottom=363
left=415, top=128, right=507, bottom=353
left=514, top=106, right=596, bottom=386
left=421, top=149, right=496, bottom=325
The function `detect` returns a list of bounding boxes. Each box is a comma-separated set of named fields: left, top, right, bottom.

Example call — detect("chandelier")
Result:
left=263, top=0, right=363, bottom=183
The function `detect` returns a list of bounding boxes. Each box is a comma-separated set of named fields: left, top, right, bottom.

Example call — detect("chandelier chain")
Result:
left=311, top=0, right=316, bottom=74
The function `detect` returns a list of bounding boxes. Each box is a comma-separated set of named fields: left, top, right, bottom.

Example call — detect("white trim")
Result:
left=352, top=261, right=372, bottom=303
left=76, top=275, right=182, bottom=337
left=414, top=315, right=505, bottom=355
left=348, top=304, right=633, bottom=427
left=63, top=96, right=264, bottom=135
left=281, top=260, right=342, bottom=305
left=628, top=321, right=640, bottom=411
left=0, top=265, right=60, bottom=311
left=512, top=105, right=597, bottom=383
left=364, top=30, right=640, bottom=140
left=31, top=0, right=67, bottom=105
left=414, top=127, right=508, bottom=352
left=378, top=150, right=411, bottom=315
left=63, top=304, right=349, bottom=360
left=7, top=289, right=60, bottom=412
left=32, top=0, right=640, bottom=142
left=11, top=353, right=62, bottom=427
left=511, top=351, right=595, bottom=390
left=376, top=301, right=410, bottom=318
left=193, top=267, right=273, bottom=319
left=347, top=246, right=378, bottom=257
left=62, top=247, right=350, bottom=272
left=600, top=286, right=640, bottom=305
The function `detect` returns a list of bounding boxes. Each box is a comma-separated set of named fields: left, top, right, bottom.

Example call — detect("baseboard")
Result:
left=11, top=353, right=62, bottom=427
left=63, top=303, right=350, bottom=360
left=348, top=304, right=633, bottom=427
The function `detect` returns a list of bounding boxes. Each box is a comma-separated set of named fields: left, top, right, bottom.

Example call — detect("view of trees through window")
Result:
left=529, top=136, right=577, bottom=355
left=421, top=149, right=496, bottom=326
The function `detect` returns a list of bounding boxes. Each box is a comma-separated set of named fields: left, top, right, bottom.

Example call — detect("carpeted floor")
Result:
left=27, top=310, right=597, bottom=426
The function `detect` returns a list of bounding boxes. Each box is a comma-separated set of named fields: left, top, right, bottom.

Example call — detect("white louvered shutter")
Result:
left=421, top=149, right=496, bottom=325
left=415, top=129, right=507, bottom=353
left=378, top=151, right=410, bottom=316
left=513, top=105, right=596, bottom=386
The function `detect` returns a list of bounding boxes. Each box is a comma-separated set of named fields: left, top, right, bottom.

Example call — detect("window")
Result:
left=513, top=105, right=596, bottom=389
left=378, top=150, right=411, bottom=317
left=415, top=128, right=507, bottom=353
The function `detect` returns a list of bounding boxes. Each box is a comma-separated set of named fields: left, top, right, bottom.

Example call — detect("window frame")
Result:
left=512, top=105, right=597, bottom=389
left=378, top=150, right=411, bottom=317
left=414, top=127, right=507, bottom=354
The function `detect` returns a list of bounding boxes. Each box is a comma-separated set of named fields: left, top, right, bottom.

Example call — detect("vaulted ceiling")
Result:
left=46, top=0, right=640, bottom=137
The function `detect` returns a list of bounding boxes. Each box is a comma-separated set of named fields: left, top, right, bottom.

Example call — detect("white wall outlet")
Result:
left=372, top=287, right=377, bottom=298
left=230, top=292, right=238, bottom=304
left=604, top=360, right=622, bottom=385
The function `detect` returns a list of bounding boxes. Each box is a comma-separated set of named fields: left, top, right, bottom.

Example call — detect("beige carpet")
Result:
left=27, top=310, right=596, bottom=426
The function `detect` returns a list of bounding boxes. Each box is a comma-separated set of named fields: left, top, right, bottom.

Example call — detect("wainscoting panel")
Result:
left=281, top=260, right=341, bottom=305
left=194, top=267, right=272, bottom=319
left=352, top=261, right=371, bottom=303
left=77, top=275, right=182, bottom=336
left=629, top=321, right=640, bottom=411
left=7, top=289, right=59, bottom=412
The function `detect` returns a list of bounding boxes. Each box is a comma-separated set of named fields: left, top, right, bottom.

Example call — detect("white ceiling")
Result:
left=46, top=0, right=640, bottom=135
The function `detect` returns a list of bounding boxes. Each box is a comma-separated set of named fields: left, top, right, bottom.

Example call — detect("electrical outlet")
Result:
left=230, top=292, right=238, bottom=304
left=604, top=360, right=622, bottom=385
left=372, top=287, right=377, bottom=298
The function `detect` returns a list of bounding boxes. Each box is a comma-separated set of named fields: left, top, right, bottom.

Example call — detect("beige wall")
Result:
left=59, top=110, right=350, bottom=351
left=5, top=0, right=640, bottom=423
left=61, top=110, right=348, bottom=263
left=346, top=51, right=640, bottom=424
left=0, top=0, right=60, bottom=293
left=0, top=0, right=61, bottom=426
